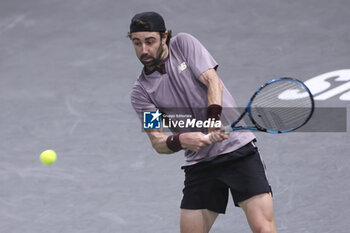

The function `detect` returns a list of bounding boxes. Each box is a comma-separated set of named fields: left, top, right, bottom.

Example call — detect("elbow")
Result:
left=200, top=68, right=221, bottom=86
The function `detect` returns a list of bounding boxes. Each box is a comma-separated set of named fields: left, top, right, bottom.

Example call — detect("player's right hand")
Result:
left=179, top=132, right=212, bottom=152
left=208, top=125, right=229, bottom=143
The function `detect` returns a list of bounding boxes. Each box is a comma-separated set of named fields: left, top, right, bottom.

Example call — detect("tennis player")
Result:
left=129, top=12, right=277, bottom=233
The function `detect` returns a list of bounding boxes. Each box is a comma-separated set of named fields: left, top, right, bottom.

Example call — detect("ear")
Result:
left=161, top=31, right=168, bottom=44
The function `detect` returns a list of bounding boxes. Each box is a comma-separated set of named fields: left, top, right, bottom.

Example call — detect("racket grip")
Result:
left=204, top=133, right=211, bottom=139
left=204, top=125, right=232, bottom=139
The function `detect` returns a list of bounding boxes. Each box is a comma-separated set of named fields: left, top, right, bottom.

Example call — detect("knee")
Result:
left=254, top=222, right=275, bottom=233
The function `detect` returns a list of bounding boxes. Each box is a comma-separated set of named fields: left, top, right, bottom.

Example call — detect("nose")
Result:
left=141, top=43, right=148, bottom=54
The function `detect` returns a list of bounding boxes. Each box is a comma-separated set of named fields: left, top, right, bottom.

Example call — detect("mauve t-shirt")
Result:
left=131, top=33, right=255, bottom=166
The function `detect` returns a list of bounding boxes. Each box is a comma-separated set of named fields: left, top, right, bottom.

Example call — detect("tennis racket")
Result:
left=205, top=77, right=314, bottom=137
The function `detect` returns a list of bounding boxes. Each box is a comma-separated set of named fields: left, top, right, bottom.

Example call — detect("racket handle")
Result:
left=204, top=125, right=232, bottom=139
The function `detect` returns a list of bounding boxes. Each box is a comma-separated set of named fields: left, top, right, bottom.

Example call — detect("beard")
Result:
left=140, top=43, right=164, bottom=69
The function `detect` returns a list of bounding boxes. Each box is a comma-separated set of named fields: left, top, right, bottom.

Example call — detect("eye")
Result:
left=146, top=39, right=155, bottom=45
left=133, top=41, right=141, bottom=46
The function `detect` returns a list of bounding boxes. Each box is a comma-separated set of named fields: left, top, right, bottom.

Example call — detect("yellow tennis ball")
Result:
left=40, top=150, right=57, bottom=165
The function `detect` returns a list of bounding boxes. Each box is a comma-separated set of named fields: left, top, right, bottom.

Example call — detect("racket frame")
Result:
left=226, top=77, right=315, bottom=134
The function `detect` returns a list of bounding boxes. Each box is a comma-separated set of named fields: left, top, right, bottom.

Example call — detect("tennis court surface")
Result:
left=1, top=0, right=349, bottom=232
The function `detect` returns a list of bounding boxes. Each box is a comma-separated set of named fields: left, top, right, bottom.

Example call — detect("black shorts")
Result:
left=180, top=141, right=272, bottom=214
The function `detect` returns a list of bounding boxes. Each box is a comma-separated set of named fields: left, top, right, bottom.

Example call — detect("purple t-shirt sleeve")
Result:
left=130, top=81, right=157, bottom=120
left=175, top=33, right=218, bottom=78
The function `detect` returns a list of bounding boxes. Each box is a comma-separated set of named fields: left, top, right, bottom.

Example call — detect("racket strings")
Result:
left=250, top=80, right=313, bottom=131
left=252, top=107, right=309, bottom=130
left=266, top=110, right=310, bottom=129
left=254, top=82, right=311, bottom=107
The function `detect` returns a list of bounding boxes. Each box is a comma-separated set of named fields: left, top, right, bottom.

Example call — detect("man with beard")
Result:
left=128, top=12, right=277, bottom=233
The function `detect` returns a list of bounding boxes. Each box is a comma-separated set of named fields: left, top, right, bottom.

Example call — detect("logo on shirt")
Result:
left=178, top=62, right=187, bottom=73
left=143, top=110, right=162, bottom=129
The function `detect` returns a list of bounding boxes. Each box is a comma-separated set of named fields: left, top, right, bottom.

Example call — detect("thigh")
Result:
left=181, top=164, right=230, bottom=214
left=221, top=149, right=272, bottom=206
left=239, top=193, right=277, bottom=233
left=180, top=209, right=219, bottom=233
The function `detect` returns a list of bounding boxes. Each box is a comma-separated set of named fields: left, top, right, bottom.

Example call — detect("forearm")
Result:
left=199, top=68, right=224, bottom=134
left=147, top=131, right=174, bottom=154
left=207, top=76, right=223, bottom=106
left=152, top=135, right=174, bottom=154
left=146, top=130, right=212, bottom=153
left=199, top=68, right=223, bottom=106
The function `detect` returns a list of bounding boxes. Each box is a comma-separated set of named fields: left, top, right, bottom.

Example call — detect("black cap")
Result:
left=130, top=12, right=166, bottom=33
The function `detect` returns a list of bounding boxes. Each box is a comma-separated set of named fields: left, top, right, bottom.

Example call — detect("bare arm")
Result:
left=199, top=68, right=229, bottom=142
left=198, top=68, right=223, bottom=106
left=145, top=128, right=173, bottom=154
